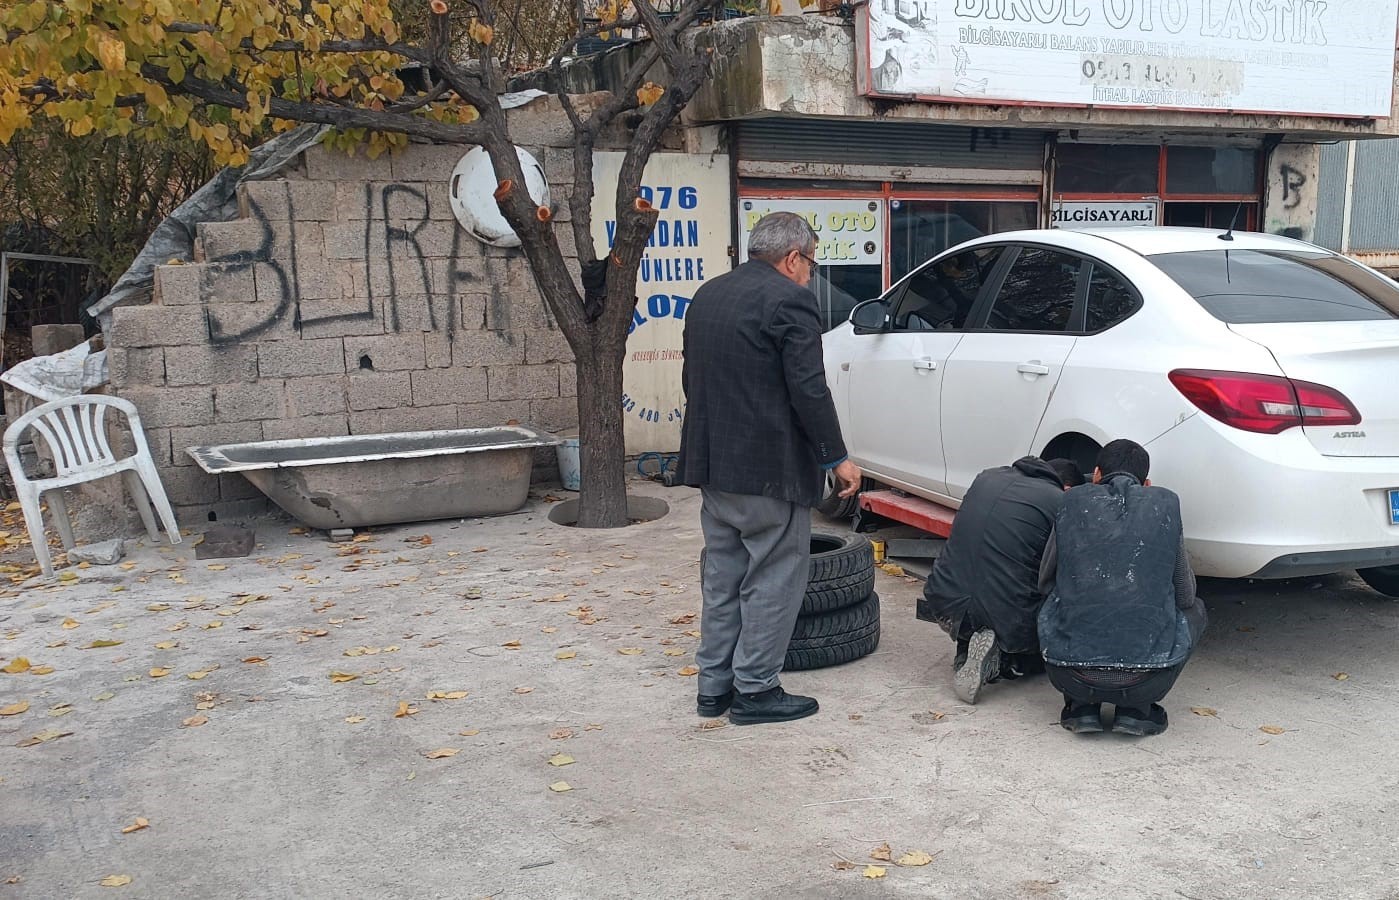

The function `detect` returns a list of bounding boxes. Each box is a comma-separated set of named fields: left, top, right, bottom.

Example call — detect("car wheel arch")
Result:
left=1039, top=431, right=1103, bottom=475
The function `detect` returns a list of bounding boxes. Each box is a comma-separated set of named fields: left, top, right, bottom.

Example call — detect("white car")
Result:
left=821, top=226, right=1399, bottom=595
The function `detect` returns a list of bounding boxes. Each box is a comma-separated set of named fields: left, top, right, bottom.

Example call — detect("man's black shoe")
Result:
left=1112, top=704, right=1168, bottom=736
left=728, top=686, right=818, bottom=725
left=953, top=637, right=970, bottom=671
left=696, top=691, right=734, bottom=718
left=1060, top=701, right=1105, bottom=733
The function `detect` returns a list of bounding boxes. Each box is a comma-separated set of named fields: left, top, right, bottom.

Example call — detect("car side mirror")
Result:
left=850, top=299, right=890, bottom=334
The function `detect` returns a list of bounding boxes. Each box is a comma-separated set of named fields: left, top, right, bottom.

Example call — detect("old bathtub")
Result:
left=185, top=426, right=560, bottom=529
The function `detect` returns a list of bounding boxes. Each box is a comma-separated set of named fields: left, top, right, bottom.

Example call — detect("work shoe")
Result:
left=1112, top=704, right=1169, bottom=736
left=953, top=629, right=1000, bottom=704
left=696, top=691, right=734, bottom=718
left=728, top=686, right=819, bottom=725
left=1060, top=701, right=1105, bottom=734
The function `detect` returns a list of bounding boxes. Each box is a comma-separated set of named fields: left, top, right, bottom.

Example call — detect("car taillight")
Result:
left=1168, top=369, right=1361, bottom=434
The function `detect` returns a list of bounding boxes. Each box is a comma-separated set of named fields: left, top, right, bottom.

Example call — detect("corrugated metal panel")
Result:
left=736, top=120, right=1047, bottom=170
left=1312, top=141, right=1348, bottom=251
left=1348, top=139, right=1399, bottom=252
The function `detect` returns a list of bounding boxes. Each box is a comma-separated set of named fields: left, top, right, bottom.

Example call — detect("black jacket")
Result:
left=917, top=457, right=1065, bottom=654
left=1037, top=474, right=1203, bottom=669
left=676, top=260, right=847, bottom=508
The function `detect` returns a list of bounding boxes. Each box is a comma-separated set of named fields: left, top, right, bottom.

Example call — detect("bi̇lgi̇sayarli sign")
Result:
left=591, top=152, right=731, bottom=453
left=857, top=0, right=1398, bottom=118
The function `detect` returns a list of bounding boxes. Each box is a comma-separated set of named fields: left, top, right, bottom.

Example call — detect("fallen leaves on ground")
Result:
left=17, top=728, right=71, bottom=747
left=550, top=728, right=573, bottom=740
left=48, top=704, right=72, bottom=717
left=548, top=753, right=575, bottom=767
left=345, top=715, right=366, bottom=724
left=670, top=613, right=696, bottom=625
left=84, top=639, right=123, bottom=649
left=1333, top=672, right=1349, bottom=681
left=1191, top=707, right=1218, bottom=717
left=502, top=639, right=522, bottom=649
left=146, top=604, right=170, bottom=612
left=870, top=843, right=892, bottom=861
left=61, top=618, right=80, bottom=629
left=201, top=622, right=222, bottom=630
left=120, top=818, right=149, bottom=834
left=897, top=850, right=935, bottom=867
left=427, top=690, right=468, bottom=700
left=513, top=686, right=533, bottom=695
left=862, top=865, right=886, bottom=879
left=394, top=701, right=419, bottom=718
left=618, top=647, right=643, bottom=656
left=166, top=622, right=188, bottom=633
left=329, top=671, right=359, bottom=683
left=149, top=668, right=171, bottom=678
left=181, top=715, right=208, bottom=728
left=698, top=720, right=727, bottom=731
left=1, top=657, right=31, bottom=674
left=186, top=666, right=218, bottom=680
left=555, top=650, right=576, bottom=660
left=0, top=701, right=28, bottom=716
left=664, top=649, right=685, bottom=657
left=241, top=657, right=268, bottom=664
left=677, top=666, right=699, bottom=677
left=154, top=641, right=178, bottom=650
left=92, top=691, right=114, bottom=702
left=424, top=748, right=459, bottom=759
left=1260, top=725, right=1286, bottom=735
left=100, top=874, right=133, bottom=887
left=459, top=728, right=480, bottom=736
left=833, top=860, right=856, bottom=871
left=548, top=781, right=572, bottom=792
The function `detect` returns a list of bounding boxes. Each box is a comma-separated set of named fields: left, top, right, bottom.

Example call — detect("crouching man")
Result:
left=918, top=456, right=1085, bottom=704
left=1037, top=440, right=1207, bottom=736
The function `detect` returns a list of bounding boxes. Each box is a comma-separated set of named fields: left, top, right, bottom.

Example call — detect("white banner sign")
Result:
left=1051, top=200, right=1158, bottom=228
left=737, top=198, right=884, bottom=266
left=858, top=0, right=1398, bottom=117
left=592, top=152, right=732, bottom=454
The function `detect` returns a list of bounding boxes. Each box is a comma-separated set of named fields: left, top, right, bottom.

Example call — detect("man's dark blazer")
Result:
left=676, top=259, right=848, bottom=508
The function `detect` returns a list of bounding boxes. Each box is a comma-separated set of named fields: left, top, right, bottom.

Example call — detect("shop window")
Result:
left=1165, top=147, right=1257, bottom=195
left=1056, top=144, right=1160, bottom=194
left=811, top=266, right=884, bottom=332
left=891, top=245, right=1006, bottom=331
left=890, top=200, right=1036, bottom=281
left=1084, top=264, right=1140, bottom=332
left=983, top=247, right=1081, bottom=332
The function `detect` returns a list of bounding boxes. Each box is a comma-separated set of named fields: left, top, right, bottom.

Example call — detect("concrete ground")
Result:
left=1, top=479, right=1397, bottom=899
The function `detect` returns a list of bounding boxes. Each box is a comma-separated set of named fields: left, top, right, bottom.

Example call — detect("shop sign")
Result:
left=738, top=198, right=884, bottom=266
left=857, top=0, right=1397, bottom=118
left=592, top=152, right=731, bottom=454
left=1051, top=200, right=1158, bottom=228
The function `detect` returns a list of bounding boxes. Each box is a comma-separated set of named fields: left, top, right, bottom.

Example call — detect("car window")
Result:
left=890, top=245, right=1005, bottom=331
left=982, top=247, right=1081, bottom=332
left=1148, top=249, right=1399, bottom=324
left=1085, top=264, right=1139, bottom=331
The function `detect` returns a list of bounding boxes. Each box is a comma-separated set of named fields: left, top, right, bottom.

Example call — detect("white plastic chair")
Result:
left=2, top=395, right=181, bottom=577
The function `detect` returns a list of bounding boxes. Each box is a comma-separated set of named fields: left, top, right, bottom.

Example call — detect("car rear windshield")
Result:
left=1147, top=249, right=1399, bottom=324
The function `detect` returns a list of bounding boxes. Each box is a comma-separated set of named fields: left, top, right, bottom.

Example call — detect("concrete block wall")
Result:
left=105, top=99, right=601, bottom=524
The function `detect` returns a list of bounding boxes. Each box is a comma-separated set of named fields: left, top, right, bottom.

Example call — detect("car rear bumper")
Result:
left=1147, top=415, right=1399, bottom=579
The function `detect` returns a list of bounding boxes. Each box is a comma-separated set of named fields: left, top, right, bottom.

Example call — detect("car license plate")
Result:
left=1391, top=490, right=1399, bottom=525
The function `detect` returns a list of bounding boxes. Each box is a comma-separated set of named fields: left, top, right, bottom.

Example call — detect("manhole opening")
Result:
left=547, top=495, right=669, bottom=528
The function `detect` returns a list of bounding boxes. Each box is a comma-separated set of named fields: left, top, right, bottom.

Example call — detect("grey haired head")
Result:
left=747, top=212, right=817, bottom=264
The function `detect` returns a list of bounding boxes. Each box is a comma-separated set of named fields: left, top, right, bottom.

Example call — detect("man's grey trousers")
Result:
left=697, top=488, right=811, bottom=696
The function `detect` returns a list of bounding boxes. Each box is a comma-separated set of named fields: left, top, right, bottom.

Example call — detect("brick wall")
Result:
left=105, top=99, right=606, bottom=524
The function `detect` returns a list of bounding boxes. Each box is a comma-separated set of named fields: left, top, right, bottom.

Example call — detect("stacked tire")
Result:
left=785, top=533, right=880, bottom=671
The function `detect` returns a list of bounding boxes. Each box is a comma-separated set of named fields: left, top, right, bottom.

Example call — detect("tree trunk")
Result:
left=573, top=333, right=630, bottom=528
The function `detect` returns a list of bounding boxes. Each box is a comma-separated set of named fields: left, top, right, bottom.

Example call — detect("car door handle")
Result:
left=913, top=357, right=937, bottom=371
left=1017, top=362, right=1051, bottom=376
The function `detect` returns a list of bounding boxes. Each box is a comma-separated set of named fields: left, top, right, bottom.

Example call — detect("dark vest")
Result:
left=1038, top=474, right=1192, bottom=669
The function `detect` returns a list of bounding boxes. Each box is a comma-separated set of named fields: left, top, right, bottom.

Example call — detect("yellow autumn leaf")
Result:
left=548, top=753, right=575, bottom=767
left=149, top=667, right=171, bottom=678
left=181, top=714, right=208, bottom=728
left=202, top=622, right=222, bottom=630
left=99, top=874, right=133, bottom=887
left=548, top=781, right=572, bottom=792
left=663, top=649, right=685, bottom=657
left=1260, top=725, right=1286, bottom=735
left=897, top=850, right=935, bottom=867
left=1190, top=707, right=1217, bottom=717
left=2, top=657, right=31, bottom=674
left=424, top=747, right=460, bottom=759
left=120, top=817, right=149, bottom=834
left=146, top=604, right=170, bottom=612
left=16, top=728, right=71, bottom=747
left=155, top=641, right=178, bottom=650
left=29, top=665, right=54, bottom=675
left=618, top=647, right=643, bottom=656
left=394, top=701, right=419, bottom=718
left=637, top=82, right=665, bottom=106
left=427, top=690, right=468, bottom=700
left=329, top=671, right=359, bottom=683
left=345, top=715, right=366, bottom=724
left=0, top=701, right=29, bottom=716
left=555, top=650, right=576, bottom=660
left=677, top=666, right=699, bottom=677
left=241, top=656, right=268, bottom=664
left=1333, top=672, right=1349, bottom=681
left=512, top=686, right=533, bottom=694
left=870, top=843, right=892, bottom=861
left=468, top=19, right=494, bottom=45
left=62, top=618, right=80, bottom=629
left=862, top=865, right=886, bottom=879
left=207, top=564, right=227, bottom=571
left=459, top=728, right=480, bottom=736
left=186, top=668, right=216, bottom=680
left=502, top=639, right=521, bottom=649
left=85, top=639, right=124, bottom=648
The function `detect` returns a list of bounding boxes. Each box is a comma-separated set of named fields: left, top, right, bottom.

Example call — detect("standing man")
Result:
left=1037, top=440, right=1208, bottom=737
left=918, top=456, right=1085, bottom=705
left=677, top=212, right=862, bottom=725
